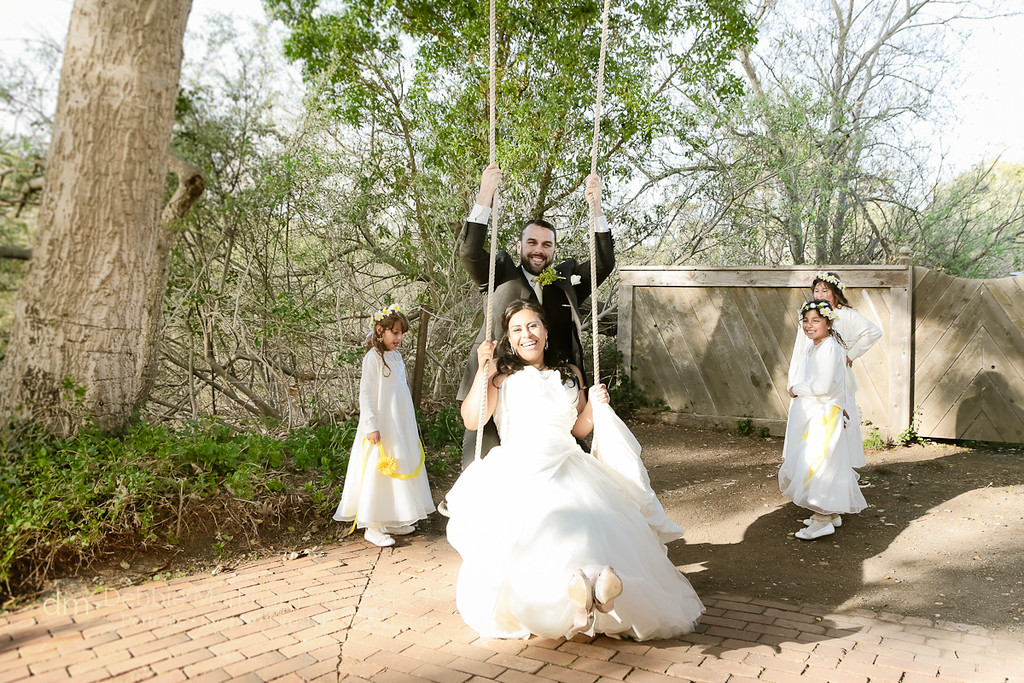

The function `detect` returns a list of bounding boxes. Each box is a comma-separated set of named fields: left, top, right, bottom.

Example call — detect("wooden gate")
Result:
left=912, top=269, right=1024, bottom=442
left=617, top=264, right=912, bottom=440
left=617, top=262, right=1024, bottom=443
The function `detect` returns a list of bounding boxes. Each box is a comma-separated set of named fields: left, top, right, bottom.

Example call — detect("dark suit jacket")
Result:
left=456, top=220, right=615, bottom=400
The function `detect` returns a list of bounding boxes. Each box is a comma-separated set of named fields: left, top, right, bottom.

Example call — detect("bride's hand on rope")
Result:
left=585, top=174, right=603, bottom=217
left=572, top=382, right=608, bottom=439
left=476, top=163, right=503, bottom=208
left=476, top=340, right=498, bottom=377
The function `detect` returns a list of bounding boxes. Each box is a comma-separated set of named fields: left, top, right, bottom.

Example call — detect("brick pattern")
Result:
left=1, top=535, right=1021, bottom=682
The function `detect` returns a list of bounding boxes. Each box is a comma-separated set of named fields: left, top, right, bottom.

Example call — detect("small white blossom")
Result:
left=814, top=270, right=846, bottom=292
left=570, top=274, right=582, bottom=285
left=373, top=303, right=405, bottom=321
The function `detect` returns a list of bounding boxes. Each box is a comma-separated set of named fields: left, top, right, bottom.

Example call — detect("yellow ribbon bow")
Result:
left=346, top=437, right=425, bottom=536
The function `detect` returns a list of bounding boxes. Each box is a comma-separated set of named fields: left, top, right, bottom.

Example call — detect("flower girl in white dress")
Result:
left=780, top=299, right=868, bottom=540
left=334, top=304, right=434, bottom=547
left=789, top=271, right=882, bottom=471
left=446, top=300, right=704, bottom=641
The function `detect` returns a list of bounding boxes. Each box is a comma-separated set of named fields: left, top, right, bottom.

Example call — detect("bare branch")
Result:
left=161, top=152, right=206, bottom=225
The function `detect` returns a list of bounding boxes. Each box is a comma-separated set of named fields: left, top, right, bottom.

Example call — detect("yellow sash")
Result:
left=346, top=437, right=426, bottom=536
left=802, top=404, right=841, bottom=483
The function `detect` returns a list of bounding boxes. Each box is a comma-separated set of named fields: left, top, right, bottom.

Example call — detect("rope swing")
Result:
left=588, top=0, right=612, bottom=384
left=472, top=0, right=502, bottom=463
left=474, top=0, right=613, bottom=462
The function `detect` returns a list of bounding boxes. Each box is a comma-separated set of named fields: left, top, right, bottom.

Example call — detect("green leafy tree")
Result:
left=888, top=161, right=1024, bottom=277
left=152, top=17, right=473, bottom=425
left=143, top=0, right=748, bottom=420
left=264, top=0, right=754, bottom=268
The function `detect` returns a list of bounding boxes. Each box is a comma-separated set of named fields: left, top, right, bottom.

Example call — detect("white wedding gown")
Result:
left=445, top=367, right=704, bottom=641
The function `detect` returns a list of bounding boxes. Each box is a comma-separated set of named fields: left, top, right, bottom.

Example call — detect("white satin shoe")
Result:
left=796, top=518, right=835, bottom=540
left=364, top=527, right=395, bottom=547
left=567, top=569, right=594, bottom=634
left=594, top=565, right=622, bottom=613
left=803, top=515, right=841, bottom=528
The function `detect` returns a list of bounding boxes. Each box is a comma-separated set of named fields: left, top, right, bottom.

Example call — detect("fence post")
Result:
left=412, top=307, right=430, bottom=409
left=617, top=280, right=634, bottom=380
left=889, top=246, right=914, bottom=440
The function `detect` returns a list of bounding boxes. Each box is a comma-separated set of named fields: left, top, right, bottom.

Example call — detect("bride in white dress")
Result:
left=445, top=300, right=704, bottom=641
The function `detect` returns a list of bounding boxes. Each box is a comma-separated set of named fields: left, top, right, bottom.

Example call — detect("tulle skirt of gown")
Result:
left=446, top=368, right=703, bottom=641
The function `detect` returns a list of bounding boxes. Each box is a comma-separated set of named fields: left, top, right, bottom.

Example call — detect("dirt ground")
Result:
left=34, top=418, right=1024, bottom=636
left=631, top=418, right=1024, bottom=636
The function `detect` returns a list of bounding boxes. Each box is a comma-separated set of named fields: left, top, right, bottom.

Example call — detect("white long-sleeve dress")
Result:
left=789, top=306, right=882, bottom=467
left=780, top=336, right=868, bottom=515
left=445, top=366, right=704, bottom=641
left=335, top=350, right=435, bottom=528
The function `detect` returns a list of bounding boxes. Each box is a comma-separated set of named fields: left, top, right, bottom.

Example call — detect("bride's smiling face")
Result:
left=507, top=309, right=547, bottom=367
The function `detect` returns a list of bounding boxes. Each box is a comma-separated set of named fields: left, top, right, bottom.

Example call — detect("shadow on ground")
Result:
left=632, top=422, right=1024, bottom=633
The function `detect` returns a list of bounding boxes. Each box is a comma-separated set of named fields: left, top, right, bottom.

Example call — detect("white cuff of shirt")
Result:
left=468, top=205, right=610, bottom=233
left=468, top=204, right=490, bottom=225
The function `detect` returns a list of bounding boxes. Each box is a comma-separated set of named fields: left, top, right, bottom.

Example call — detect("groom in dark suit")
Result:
left=457, top=164, right=616, bottom=468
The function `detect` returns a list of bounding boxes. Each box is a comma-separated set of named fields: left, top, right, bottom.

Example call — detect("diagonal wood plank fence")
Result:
left=617, top=256, right=1024, bottom=444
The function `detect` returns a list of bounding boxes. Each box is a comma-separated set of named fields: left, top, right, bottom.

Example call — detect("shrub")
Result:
left=417, top=405, right=463, bottom=476
left=0, top=419, right=355, bottom=604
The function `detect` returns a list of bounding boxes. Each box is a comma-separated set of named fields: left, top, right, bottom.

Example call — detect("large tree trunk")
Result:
left=0, top=0, right=194, bottom=436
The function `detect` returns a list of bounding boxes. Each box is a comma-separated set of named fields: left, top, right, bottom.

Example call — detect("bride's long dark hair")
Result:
left=495, top=300, right=579, bottom=388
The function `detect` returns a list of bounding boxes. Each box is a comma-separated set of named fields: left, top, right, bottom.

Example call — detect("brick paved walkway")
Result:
left=1, top=534, right=1022, bottom=682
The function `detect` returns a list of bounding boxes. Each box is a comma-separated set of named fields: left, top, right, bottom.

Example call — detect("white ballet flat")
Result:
left=795, top=521, right=835, bottom=540
left=594, top=565, right=622, bottom=614
left=364, top=527, right=395, bottom=547
left=803, top=515, right=841, bottom=528
left=385, top=524, right=416, bottom=535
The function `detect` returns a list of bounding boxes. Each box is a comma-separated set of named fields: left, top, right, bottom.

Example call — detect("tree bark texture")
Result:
left=0, top=0, right=193, bottom=435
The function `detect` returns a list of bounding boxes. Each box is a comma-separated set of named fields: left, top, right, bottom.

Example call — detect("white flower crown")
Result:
left=799, top=300, right=837, bottom=321
left=814, top=270, right=846, bottom=292
left=373, top=303, right=406, bottom=322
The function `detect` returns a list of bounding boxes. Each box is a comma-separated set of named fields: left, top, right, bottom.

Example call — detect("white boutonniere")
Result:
left=570, top=274, right=582, bottom=286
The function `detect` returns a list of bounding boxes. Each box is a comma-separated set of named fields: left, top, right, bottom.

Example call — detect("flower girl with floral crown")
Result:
left=335, top=304, right=434, bottom=547
left=779, top=299, right=867, bottom=540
